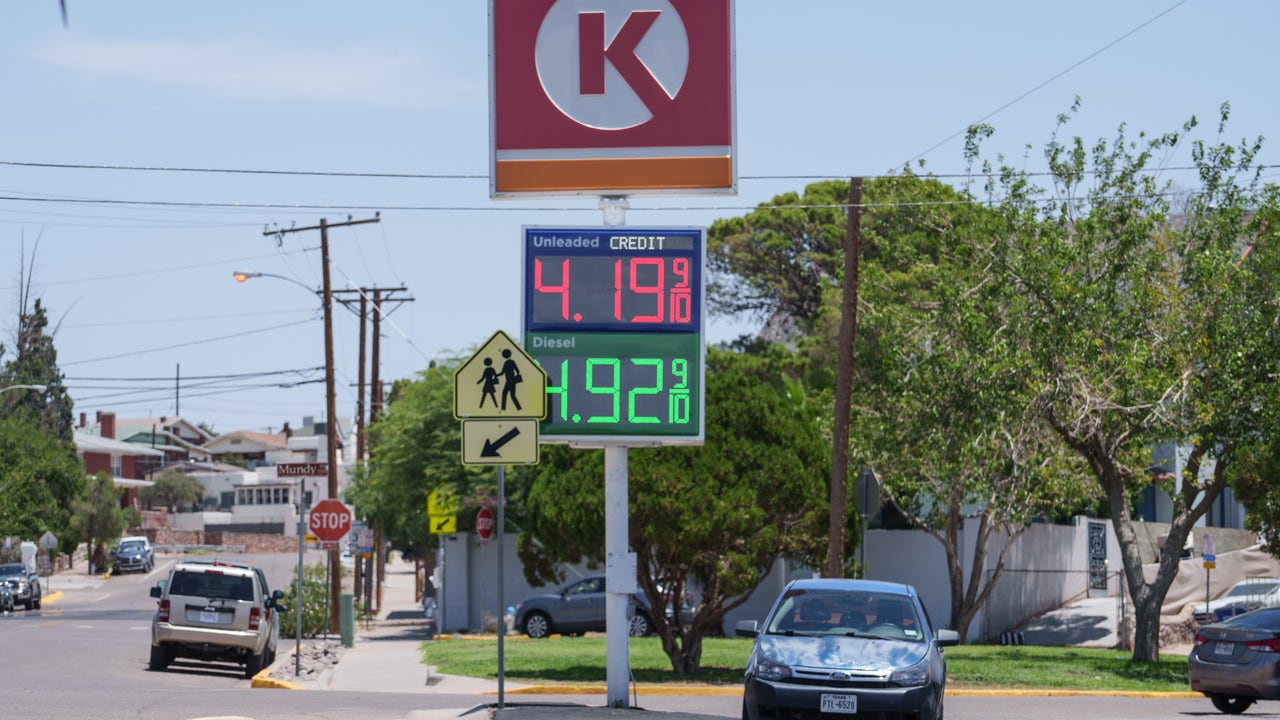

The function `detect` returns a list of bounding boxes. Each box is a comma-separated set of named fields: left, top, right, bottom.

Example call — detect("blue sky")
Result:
left=1, top=1, right=1276, bottom=435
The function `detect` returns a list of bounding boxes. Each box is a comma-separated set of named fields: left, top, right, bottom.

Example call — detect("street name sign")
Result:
left=277, top=462, right=327, bottom=477
left=490, top=0, right=736, bottom=197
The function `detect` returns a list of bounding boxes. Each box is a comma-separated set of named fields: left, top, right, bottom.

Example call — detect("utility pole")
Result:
left=828, top=178, right=863, bottom=578
left=333, top=286, right=412, bottom=462
left=333, top=285, right=412, bottom=613
left=265, top=214, right=380, bottom=633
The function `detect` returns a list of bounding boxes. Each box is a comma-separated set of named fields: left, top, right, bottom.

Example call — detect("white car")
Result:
left=1193, top=578, right=1280, bottom=624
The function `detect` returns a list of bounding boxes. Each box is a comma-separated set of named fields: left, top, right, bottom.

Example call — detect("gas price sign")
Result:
left=523, top=227, right=705, bottom=444
left=525, top=228, right=702, bottom=333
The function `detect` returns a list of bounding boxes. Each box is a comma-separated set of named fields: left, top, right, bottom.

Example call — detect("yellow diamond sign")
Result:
left=453, top=330, right=546, bottom=420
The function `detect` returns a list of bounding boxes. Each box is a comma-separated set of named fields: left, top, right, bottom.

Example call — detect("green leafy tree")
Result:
left=984, top=102, right=1280, bottom=662
left=68, top=472, right=129, bottom=573
left=711, top=174, right=1090, bottom=640
left=2, top=244, right=75, bottom=441
left=139, top=468, right=205, bottom=512
left=348, top=357, right=486, bottom=558
left=520, top=346, right=837, bottom=675
left=0, top=414, right=84, bottom=542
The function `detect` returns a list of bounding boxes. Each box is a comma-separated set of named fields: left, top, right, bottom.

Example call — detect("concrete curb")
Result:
left=252, top=670, right=305, bottom=690
left=500, top=685, right=1201, bottom=699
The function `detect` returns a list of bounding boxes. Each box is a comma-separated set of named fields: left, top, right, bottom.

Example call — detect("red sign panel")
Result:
left=476, top=507, right=495, bottom=545
left=491, top=0, right=735, bottom=197
left=309, top=499, right=352, bottom=543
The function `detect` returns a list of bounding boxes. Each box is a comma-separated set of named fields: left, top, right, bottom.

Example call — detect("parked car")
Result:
left=113, top=537, right=155, bottom=575
left=735, top=578, right=960, bottom=720
left=513, top=575, right=682, bottom=638
left=1189, top=606, right=1280, bottom=714
left=148, top=559, right=284, bottom=678
left=1193, top=578, right=1280, bottom=624
left=0, top=563, right=41, bottom=610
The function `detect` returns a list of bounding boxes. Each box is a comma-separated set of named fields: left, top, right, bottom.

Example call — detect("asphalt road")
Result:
left=3, top=550, right=1270, bottom=720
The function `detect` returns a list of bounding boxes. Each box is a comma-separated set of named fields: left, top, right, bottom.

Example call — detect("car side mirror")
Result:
left=734, top=619, right=759, bottom=638
left=150, top=586, right=162, bottom=599
left=935, top=628, right=961, bottom=647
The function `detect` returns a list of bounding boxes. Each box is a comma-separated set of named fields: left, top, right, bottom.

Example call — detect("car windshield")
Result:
left=0, top=565, right=26, bottom=577
left=1222, top=607, right=1280, bottom=629
left=119, top=542, right=146, bottom=553
left=171, top=571, right=255, bottom=601
left=767, top=589, right=924, bottom=642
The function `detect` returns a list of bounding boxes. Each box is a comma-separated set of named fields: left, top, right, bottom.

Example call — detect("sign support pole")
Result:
left=497, top=464, right=506, bottom=708
left=600, top=196, right=632, bottom=708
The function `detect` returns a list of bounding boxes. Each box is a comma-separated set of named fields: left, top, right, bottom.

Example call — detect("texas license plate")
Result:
left=1214, top=641, right=1235, bottom=656
left=820, top=694, right=858, bottom=714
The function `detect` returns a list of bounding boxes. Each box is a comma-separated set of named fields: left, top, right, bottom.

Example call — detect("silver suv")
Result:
left=148, top=560, right=284, bottom=678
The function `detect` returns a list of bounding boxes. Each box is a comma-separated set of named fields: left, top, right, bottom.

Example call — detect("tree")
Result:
left=0, top=413, right=85, bottom=541
left=2, top=243, right=75, bottom=442
left=139, top=469, right=205, bottom=512
left=347, top=357, right=492, bottom=559
left=985, top=103, right=1280, bottom=661
left=711, top=174, right=1089, bottom=639
left=520, top=346, right=838, bottom=675
left=68, top=472, right=129, bottom=573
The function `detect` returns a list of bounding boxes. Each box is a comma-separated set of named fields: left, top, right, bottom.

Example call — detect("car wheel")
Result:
left=1209, top=695, right=1255, bottom=714
left=524, top=611, right=552, bottom=638
left=244, top=649, right=265, bottom=679
left=149, top=643, right=172, bottom=671
left=628, top=611, right=653, bottom=637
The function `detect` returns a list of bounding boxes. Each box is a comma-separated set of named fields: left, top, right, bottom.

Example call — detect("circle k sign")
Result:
left=490, top=0, right=735, bottom=197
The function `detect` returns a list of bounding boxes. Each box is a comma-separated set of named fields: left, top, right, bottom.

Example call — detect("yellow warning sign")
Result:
left=453, top=330, right=546, bottom=420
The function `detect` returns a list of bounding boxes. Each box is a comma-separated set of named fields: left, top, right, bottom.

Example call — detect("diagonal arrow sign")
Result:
left=481, top=426, right=522, bottom=457
left=434, top=517, right=453, bottom=532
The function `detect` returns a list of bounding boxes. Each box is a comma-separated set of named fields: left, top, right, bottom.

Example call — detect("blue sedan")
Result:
left=736, top=578, right=960, bottom=720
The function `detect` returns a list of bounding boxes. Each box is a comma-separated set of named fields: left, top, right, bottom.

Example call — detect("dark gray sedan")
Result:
left=736, top=578, right=960, bottom=720
left=1189, top=606, right=1280, bottom=714
left=514, top=575, right=671, bottom=638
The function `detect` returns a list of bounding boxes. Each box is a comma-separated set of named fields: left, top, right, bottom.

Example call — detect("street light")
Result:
left=0, top=384, right=47, bottom=395
left=235, top=267, right=342, bottom=636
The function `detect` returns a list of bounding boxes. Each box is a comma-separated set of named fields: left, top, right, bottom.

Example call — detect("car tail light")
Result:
left=158, top=599, right=170, bottom=622
left=1245, top=636, right=1280, bottom=653
left=249, top=607, right=261, bottom=631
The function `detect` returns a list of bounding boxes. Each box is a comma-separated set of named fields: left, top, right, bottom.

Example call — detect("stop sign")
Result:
left=309, top=499, right=352, bottom=542
left=476, top=507, right=495, bottom=545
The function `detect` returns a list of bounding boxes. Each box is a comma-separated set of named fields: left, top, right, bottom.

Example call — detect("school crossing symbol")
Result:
left=454, top=330, right=546, bottom=465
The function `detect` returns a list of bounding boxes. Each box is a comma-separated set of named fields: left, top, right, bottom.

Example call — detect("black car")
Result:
left=736, top=578, right=960, bottom=720
left=514, top=575, right=675, bottom=638
left=0, top=563, right=41, bottom=610
left=112, top=538, right=154, bottom=575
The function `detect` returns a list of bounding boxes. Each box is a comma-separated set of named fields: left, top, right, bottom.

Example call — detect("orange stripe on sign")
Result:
left=495, top=156, right=733, bottom=194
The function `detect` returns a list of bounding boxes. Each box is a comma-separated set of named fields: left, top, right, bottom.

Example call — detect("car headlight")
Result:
left=753, top=656, right=794, bottom=682
left=888, top=657, right=931, bottom=686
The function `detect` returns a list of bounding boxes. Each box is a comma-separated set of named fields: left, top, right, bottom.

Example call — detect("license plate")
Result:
left=1214, top=641, right=1235, bottom=656
left=820, top=694, right=858, bottom=714
left=188, top=607, right=231, bottom=625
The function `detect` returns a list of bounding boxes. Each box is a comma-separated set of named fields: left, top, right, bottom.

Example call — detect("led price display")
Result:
left=528, top=332, right=701, bottom=439
left=523, top=228, right=702, bottom=333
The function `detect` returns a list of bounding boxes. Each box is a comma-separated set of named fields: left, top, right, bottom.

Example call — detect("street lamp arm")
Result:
left=0, top=383, right=47, bottom=395
left=232, top=271, right=321, bottom=297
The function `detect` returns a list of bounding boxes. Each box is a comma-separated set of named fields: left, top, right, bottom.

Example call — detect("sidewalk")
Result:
left=266, top=554, right=516, bottom=696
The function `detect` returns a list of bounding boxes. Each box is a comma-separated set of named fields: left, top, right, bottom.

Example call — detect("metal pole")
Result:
left=497, top=465, right=506, bottom=708
left=600, top=196, right=632, bottom=708
left=295, top=476, right=305, bottom=677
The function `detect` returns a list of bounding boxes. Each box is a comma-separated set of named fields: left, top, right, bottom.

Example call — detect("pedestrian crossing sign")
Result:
left=453, top=330, right=546, bottom=420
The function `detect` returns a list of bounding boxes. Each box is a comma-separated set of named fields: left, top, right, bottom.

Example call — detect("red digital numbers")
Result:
left=534, top=255, right=694, bottom=327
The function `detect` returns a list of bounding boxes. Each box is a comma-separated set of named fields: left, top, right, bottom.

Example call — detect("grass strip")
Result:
left=422, top=635, right=1192, bottom=693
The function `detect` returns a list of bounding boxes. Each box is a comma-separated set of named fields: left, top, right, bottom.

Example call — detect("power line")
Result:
left=902, top=0, right=1191, bottom=166
left=61, top=319, right=317, bottom=367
